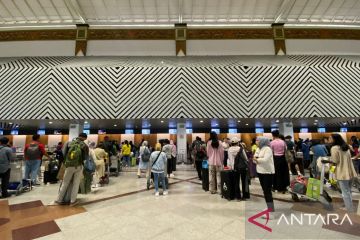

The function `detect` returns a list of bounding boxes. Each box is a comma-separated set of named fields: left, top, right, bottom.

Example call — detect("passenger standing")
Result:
left=121, top=140, right=131, bottom=167
left=24, top=134, right=49, bottom=185
left=103, top=136, right=115, bottom=159
left=222, top=138, right=230, bottom=167
left=310, top=139, right=328, bottom=178
left=249, top=138, right=258, bottom=178
left=0, top=137, right=14, bottom=198
left=150, top=145, right=168, bottom=196
left=285, top=136, right=302, bottom=176
left=228, top=137, right=250, bottom=200
left=137, top=141, right=150, bottom=178
left=270, top=130, right=289, bottom=193
left=330, top=134, right=357, bottom=212
left=253, top=137, right=275, bottom=218
left=192, top=137, right=206, bottom=180
left=207, top=132, right=224, bottom=194
left=162, top=140, right=173, bottom=178
left=93, top=143, right=107, bottom=187
left=170, top=140, right=177, bottom=174
left=302, top=139, right=311, bottom=168
left=51, top=133, right=89, bottom=206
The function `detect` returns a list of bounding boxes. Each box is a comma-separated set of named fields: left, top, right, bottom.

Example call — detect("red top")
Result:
left=24, top=141, right=46, bottom=160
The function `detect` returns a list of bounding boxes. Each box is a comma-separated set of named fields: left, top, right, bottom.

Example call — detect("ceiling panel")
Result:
left=0, top=0, right=359, bottom=27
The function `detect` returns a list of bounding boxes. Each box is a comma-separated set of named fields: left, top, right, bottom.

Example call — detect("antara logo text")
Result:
left=248, top=208, right=353, bottom=233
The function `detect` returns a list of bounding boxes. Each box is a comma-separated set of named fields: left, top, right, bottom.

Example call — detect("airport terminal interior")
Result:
left=1, top=0, right=360, bottom=240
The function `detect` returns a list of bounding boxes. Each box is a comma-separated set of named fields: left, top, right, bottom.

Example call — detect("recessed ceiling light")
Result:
left=114, top=124, right=117, bottom=127
left=246, top=123, right=249, bottom=126
left=200, top=120, right=203, bottom=123
left=314, top=119, right=318, bottom=122
left=84, top=121, right=88, bottom=124
left=351, top=119, right=355, bottom=122
left=275, top=120, right=279, bottom=123
left=161, top=120, right=164, bottom=123
left=237, top=120, right=241, bottom=123
left=314, top=123, right=317, bottom=125
left=343, top=122, right=347, bottom=125
left=49, top=122, right=53, bottom=124
left=9, top=122, right=12, bottom=124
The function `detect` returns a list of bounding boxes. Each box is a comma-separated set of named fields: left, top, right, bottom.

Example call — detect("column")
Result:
left=69, top=124, right=84, bottom=141
left=272, top=23, right=286, bottom=55
left=177, top=122, right=187, bottom=163
left=175, top=23, right=187, bottom=56
left=75, top=24, right=89, bottom=56
left=279, top=121, right=294, bottom=139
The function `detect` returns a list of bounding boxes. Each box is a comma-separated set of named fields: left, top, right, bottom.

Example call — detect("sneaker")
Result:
left=70, top=201, right=79, bottom=207
left=170, top=173, right=175, bottom=178
left=261, top=212, right=276, bottom=220
left=163, top=191, right=168, bottom=196
left=155, top=192, right=160, bottom=197
left=137, top=175, right=141, bottom=178
left=48, top=201, right=61, bottom=206
left=297, top=171, right=303, bottom=176
left=289, top=171, right=292, bottom=175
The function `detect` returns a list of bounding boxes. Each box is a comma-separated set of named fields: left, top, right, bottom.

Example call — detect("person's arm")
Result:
left=62, top=142, right=69, bottom=158
left=39, top=144, right=49, bottom=158
left=256, top=148, right=273, bottom=164
left=331, top=147, right=339, bottom=164
left=7, top=149, right=15, bottom=163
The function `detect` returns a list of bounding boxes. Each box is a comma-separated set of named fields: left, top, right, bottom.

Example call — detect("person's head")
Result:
left=311, top=139, right=321, bottom=146
left=285, top=135, right=292, bottom=142
left=78, top=133, right=87, bottom=141
left=257, top=137, right=270, bottom=149
left=155, top=145, right=161, bottom=151
left=196, top=136, right=201, bottom=141
left=58, top=142, right=62, bottom=145
left=170, top=140, right=174, bottom=145
left=350, top=136, right=358, bottom=144
left=209, top=131, right=219, bottom=148
left=32, top=134, right=40, bottom=141
left=279, top=134, right=285, bottom=140
left=251, top=138, right=257, bottom=145
left=230, top=137, right=239, bottom=146
left=89, top=142, right=96, bottom=149
left=271, top=130, right=280, bottom=139
left=124, top=140, right=129, bottom=145
left=130, top=141, right=133, bottom=145
left=104, top=136, right=109, bottom=141
left=97, top=142, right=104, bottom=149
left=0, top=137, right=9, bottom=145
left=142, top=141, right=148, bottom=147
left=330, top=134, right=349, bottom=151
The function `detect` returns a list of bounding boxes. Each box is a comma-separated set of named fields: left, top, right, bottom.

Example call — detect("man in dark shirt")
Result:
left=0, top=137, right=14, bottom=198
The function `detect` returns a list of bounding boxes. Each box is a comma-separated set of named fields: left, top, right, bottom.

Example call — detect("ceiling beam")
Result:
left=128, top=0, right=134, bottom=23
left=319, top=0, right=335, bottom=22
left=296, top=0, right=310, bottom=21
left=12, top=0, right=29, bottom=21
left=64, top=0, right=86, bottom=23
left=331, top=0, right=346, bottom=22
left=0, top=0, right=13, bottom=20
left=274, top=0, right=296, bottom=23
left=308, top=0, right=322, bottom=21
left=342, top=0, right=359, bottom=21
left=178, top=0, right=183, bottom=23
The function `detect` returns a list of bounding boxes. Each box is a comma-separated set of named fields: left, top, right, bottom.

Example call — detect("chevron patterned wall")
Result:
left=0, top=56, right=359, bottom=120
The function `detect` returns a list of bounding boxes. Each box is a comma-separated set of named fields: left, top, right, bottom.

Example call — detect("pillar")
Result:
left=175, top=23, right=187, bottom=56
left=279, top=121, right=294, bottom=139
left=177, top=122, right=187, bottom=163
left=69, top=124, right=83, bottom=141
left=272, top=23, right=286, bottom=55
left=75, top=24, right=89, bottom=56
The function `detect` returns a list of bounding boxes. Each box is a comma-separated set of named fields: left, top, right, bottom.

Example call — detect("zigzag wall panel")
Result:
left=0, top=56, right=359, bottom=120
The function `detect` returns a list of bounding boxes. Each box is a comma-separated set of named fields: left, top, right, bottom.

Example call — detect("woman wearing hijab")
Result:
left=253, top=137, right=275, bottom=217
left=206, top=132, right=224, bottom=194
left=137, top=141, right=150, bottom=178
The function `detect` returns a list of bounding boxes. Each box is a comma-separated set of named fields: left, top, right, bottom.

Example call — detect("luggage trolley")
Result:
left=7, top=154, right=31, bottom=196
left=289, top=158, right=333, bottom=209
left=109, top=154, right=122, bottom=177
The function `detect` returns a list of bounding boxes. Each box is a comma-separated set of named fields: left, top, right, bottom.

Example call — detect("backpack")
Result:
left=64, top=140, right=83, bottom=168
left=26, top=143, right=42, bottom=160
left=234, top=147, right=248, bottom=171
left=84, top=153, right=96, bottom=173
left=195, top=142, right=206, bottom=159
left=141, top=147, right=151, bottom=162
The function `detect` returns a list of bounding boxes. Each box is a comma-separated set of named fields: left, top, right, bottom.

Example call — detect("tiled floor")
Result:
left=1, top=164, right=360, bottom=240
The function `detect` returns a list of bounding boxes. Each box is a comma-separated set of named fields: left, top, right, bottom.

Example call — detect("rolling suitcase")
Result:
left=44, top=159, right=59, bottom=184
left=221, top=170, right=235, bottom=201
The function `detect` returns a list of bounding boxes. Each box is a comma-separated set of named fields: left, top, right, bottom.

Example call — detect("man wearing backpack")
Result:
left=192, top=137, right=206, bottom=180
left=52, top=133, right=89, bottom=206
left=137, top=141, right=151, bottom=178
left=24, top=134, right=49, bottom=185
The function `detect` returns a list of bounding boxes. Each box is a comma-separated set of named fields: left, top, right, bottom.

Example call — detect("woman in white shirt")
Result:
left=253, top=137, right=275, bottom=215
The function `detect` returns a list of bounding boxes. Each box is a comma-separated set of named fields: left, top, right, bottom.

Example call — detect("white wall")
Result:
left=192, top=133, right=205, bottom=142
left=121, top=134, right=134, bottom=143
left=13, top=135, right=26, bottom=150
left=0, top=40, right=75, bottom=57
left=187, top=40, right=274, bottom=55
left=48, top=135, right=62, bottom=148
left=87, top=40, right=175, bottom=56
left=157, top=134, right=170, bottom=142
left=286, top=39, right=360, bottom=55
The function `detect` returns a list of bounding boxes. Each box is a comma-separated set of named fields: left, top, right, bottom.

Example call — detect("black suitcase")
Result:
left=202, top=168, right=209, bottom=191
left=221, top=170, right=235, bottom=201
left=44, top=160, right=59, bottom=184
